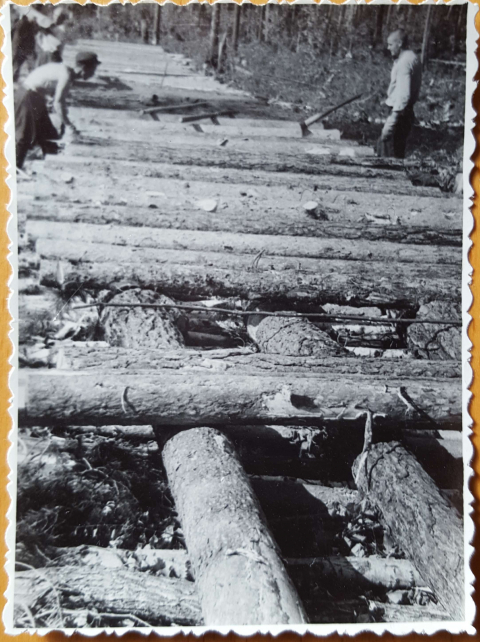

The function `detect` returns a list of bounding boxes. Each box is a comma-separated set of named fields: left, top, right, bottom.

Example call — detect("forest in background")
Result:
left=27, top=2, right=466, bottom=166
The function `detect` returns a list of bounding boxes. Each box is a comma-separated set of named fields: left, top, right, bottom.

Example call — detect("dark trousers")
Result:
left=377, top=107, right=415, bottom=159
left=14, top=87, right=60, bottom=168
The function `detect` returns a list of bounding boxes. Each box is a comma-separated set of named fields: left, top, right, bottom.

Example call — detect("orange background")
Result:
left=0, top=1, right=478, bottom=640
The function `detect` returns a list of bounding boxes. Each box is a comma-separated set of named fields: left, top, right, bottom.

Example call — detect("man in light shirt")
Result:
left=378, top=29, right=422, bottom=159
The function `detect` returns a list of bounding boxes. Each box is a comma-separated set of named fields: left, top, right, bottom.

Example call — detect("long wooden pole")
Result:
left=163, top=427, right=307, bottom=625
left=19, top=370, right=462, bottom=429
left=353, top=442, right=464, bottom=620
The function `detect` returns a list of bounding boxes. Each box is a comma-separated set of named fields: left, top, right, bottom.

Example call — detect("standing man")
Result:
left=378, top=29, right=422, bottom=159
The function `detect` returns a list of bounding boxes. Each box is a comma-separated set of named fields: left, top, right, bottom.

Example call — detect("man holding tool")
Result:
left=378, top=29, right=422, bottom=159
left=15, top=51, right=100, bottom=169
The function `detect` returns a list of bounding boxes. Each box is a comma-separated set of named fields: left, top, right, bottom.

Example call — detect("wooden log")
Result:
left=99, top=288, right=185, bottom=349
left=305, top=598, right=450, bottom=623
left=407, top=301, right=461, bottom=360
left=38, top=256, right=459, bottom=308
left=28, top=221, right=461, bottom=266
left=22, top=199, right=461, bottom=247
left=76, top=117, right=343, bottom=142
left=162, top=427, right=307, bottom=625
left=78, top=127, right=374, bottom=158
left=247, top=314, right=347, bottom=356
left=353, top=442, right=464, bottom=620
left=21, top=168, right=460, bottom=233
left=15, top=566, right=202, bottom=626
left=44, top=344, right=462, bottom=379
left=286, top=555, right=423, bottom=592
left=40, top=156, right=446, bottom=198
left=19, top=370, right=462, bottom=429
left=62, top=140, right=416, bottom=180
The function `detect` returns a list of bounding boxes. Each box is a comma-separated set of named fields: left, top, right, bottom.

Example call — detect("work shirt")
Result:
left=23, top=63, right=74, bottom=125
left=385, top=49, right=422, bottom=112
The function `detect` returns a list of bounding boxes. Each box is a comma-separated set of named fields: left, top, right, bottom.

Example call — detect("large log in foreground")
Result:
left=28, top=221, right=460, bottom=265
left=15, top=566, right=202, bottom=626
left=353, top=442, right=464, bottom=620
left=39, top=258, right=459, bottom=308
left=162, top=427, right=307, bottom=625
left=19, top=370, right=462, bottom=429
left=48, top=344, right=462, bottom=379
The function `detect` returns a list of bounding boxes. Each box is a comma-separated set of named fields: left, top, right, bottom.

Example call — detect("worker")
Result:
left=377, top=29, right=422, bottom=159
left=14, top=51, right=101, bottom=169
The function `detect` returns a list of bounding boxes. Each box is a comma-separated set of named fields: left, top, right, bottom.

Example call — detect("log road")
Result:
left=17, top=39, right=464, bottom=626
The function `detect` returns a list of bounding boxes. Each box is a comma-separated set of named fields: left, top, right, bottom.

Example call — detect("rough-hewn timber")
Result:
left=19, top=370, right=462, bottom=429
left=44, top=344, right=461, bottom=378
left=100, top=289, right=185, bottom=349
left=40, top=156, right=445, bottom=197
left=28, top=221, right=460, bottom=265
left=21, top=199, right=461, bottom=246
left=39, top=256, right=459, bottom=308
left=67, top=139, right=413, bottom=179
left=162, top=427, right=307, bottom=625
left=353, top=442, right=464, bottom=620
left=15, top=566, right=202, bottom=626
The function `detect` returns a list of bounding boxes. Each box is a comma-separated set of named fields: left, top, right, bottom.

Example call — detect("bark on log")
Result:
left=40, top=155, right=446, bottom=197
left=286, top=555, right=423, bottom=592
left=22, top=199, right=461, bottom=246
left=15, top=566, right=202, bottom=626
left=28, top=221, right=460, bottom=265
left=305, top=598, right=450, bottom=623
left=407, top=301, right=461, bottom=360
left=247, top=315, right=347, bottom=356
left=162, top=427, right=307, bottom=625
left=46, top=344, right=461, bottom=379
left=79, top=128, right=375, bottom=159
left=19, top=370, right=462, bottom=429
left=353, top=442, right=464, bottom=620
left=66, top=139, right=411, bottom=180
left=39, top=256, right=459, bottom=308
left=100, top=288, right=185, bottom=349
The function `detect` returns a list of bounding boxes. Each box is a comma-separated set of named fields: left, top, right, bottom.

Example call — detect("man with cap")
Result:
left=15, top=51, right=100, bottom=169
left=377, top=29, right=422, bottom=159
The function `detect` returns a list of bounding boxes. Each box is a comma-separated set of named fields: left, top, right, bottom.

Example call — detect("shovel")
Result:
left=299, top=92, right=363, bottom=137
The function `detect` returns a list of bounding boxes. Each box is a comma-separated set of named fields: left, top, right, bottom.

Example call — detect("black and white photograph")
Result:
left=5, top=0, right=475, bottom=634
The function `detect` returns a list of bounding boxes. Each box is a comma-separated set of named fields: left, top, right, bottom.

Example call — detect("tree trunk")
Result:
left=153, top=3, right=161, bottom=45
left=162, top=427, right=307, bottom=625
left=38, top=255, right=459, bottom=309
left=352, top=442, right=464, bottom=620
left=305, top=598, right=449, bottom=623
left=63, top=140, right=412, bottom=180
left=232, top=4, right=241, bottom=53
left=19, top=370, right=462, bottom=429
left=40, top=153, right=445, bottom=198
left=247, top=314, right=347, bottom=356
left=23, top=200, right=461, bottom=247
left=407, top=301, right=461, bottom=360
left=373, top=6, right=386, bottom=47
left=29, top=221, right=460, bottom=266
left=208, top=3, right=221, bottom=67
left=23, top=202, right=461, bottom=248
left=421, top=4, right=433, bottom=68
left=44, top=344, right=461, bottom=379
left=286, top=555, right=423, bottom=592
left=99, top=288, right=185, bottom=350
left=15, top=566, right=202, bottom=626
left=258, top=5, right=266, bottom=42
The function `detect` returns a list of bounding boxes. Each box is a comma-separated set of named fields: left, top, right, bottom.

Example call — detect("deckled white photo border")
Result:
left=1, top=0, right=477, bottom=635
